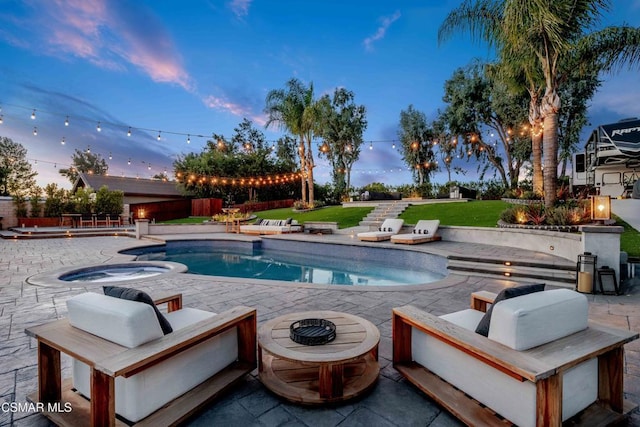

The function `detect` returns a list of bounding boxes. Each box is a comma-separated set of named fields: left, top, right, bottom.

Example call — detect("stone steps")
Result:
left=447, top=255, right=576, bottom=289
left=359, top=202, right=410, bottom=227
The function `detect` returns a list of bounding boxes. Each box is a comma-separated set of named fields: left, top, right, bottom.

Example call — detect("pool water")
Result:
left=129, top=242, right=445, bottom=286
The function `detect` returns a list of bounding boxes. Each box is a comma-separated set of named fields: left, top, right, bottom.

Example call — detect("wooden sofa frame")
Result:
left=25, top=293, right=257, bottom=427
left=392, top=291, right=639, bottom=427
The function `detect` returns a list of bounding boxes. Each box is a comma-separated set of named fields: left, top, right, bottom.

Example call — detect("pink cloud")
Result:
left=364, top=11, right=401, bottom=52
left=203, top=94, right=266, bottom=126
left=17, top=0, right=192, bottom=90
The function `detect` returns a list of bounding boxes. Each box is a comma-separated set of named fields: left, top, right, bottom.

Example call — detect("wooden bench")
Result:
left=393, top=291, right=639, bottom=426
left=25, top=294, right=257, bottom=426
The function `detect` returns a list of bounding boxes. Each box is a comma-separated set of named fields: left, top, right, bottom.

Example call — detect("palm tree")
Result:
left=265, top=78, right=320, bottom=206
left=440, top=0, right=640, bottom=207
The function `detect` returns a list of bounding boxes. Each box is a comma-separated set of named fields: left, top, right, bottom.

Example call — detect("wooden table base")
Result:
left=260, top=352, right=379, bottom=405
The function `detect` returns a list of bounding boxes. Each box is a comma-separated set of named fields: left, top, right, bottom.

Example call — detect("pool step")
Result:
left=447, top=255, right=576, bottom=289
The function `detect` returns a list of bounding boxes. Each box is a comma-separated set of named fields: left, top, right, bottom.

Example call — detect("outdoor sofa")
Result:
left=239, top=218, right=302, bottom=235
left=25, top=289, right=257, bottom=426
left=357, top=218, right=404, bottom=242
left=393, top=288, right=639, bottom=426
left=390, top=219, right=441, bottom=244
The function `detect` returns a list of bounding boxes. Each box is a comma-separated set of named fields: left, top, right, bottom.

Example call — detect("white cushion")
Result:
left=440, top=308, right=484, bottom=331
left=414, top=219, right=439, bottom=235
left=66, top=292, right=163, bottom=348
left=72, top=305, right=238, bottom=422
left=488, top=289, right=588, bottom=351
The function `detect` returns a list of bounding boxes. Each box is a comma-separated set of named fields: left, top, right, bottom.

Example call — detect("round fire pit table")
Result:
left=258, top=310, right=380, bottom=405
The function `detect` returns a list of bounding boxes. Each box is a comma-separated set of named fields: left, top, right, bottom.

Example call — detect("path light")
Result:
left=590, top=195, right=611, bottom=221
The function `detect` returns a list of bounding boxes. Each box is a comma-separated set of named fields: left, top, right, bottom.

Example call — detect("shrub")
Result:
left=29, top=186, right=42, bottom=217
left=43, top=183, right=69, bottom=217
left=525, top=203, right=546, bottom=225
left=13, top=194, right=28, bottom=217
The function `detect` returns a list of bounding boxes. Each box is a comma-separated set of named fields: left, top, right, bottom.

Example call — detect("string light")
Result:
left=157, top=131, right=161, bottom=141
left=31, top=109, right=36, bottom=120
left=33, top=127, right=37, bottom=136
left=96, top=121, right=101, bottom=132
left=108, top=152, right=112, bottom=160
left=65, top=116, right=69, bottom=126
left=61, top=137, right=65, bottom=145
left=127, top=158, right=131, bottom=165
left=369, top=142, right=373, bottom=150
left=187, top=134, right=191, bottom=144
left=86, top=146, right=91, bottom=153
left=127, top=127, right=132, bottom=137
left=0, top=115, right=3, bottom=124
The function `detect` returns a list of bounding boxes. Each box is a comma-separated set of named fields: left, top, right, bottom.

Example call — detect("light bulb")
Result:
left=33, top=127, right=37, bottom=136
left=187, top=134, right=191, bottom=144
left=96, top=121, right=101, bottom=132
left=157, top=131, right=161, bottom=141
left=31, top=109, right=36, bottom=120
left=127, top=158, right=131, bottom=165
left=61, top=137, right=65, bottom=145
left=127, top=127, right=132, bottom=137
left=65, top=116, right=69, bottom=126
left=86, top=146, right=91, bottom=153
left=0, top=115, right=3, bottom=124
left=108, top=152, right=112, bottom=160
left=369, top=142, right=373, bottom=150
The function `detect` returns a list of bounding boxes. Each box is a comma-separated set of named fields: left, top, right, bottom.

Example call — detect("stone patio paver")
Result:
left=0, top=234, right=638, bottom=426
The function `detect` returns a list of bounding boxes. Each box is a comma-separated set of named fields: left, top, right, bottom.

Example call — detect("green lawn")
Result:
left=399, top=200, right=510, bottom=227
left=614, top=215, right=640, bottom=257
left=161, top=216, right=211, bottom=224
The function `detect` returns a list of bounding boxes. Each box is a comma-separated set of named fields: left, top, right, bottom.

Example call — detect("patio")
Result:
left=0, top=234, right=638, bottom=426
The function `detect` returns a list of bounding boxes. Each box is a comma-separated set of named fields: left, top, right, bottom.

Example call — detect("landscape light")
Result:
left=590, top=195, right=611, bottom=221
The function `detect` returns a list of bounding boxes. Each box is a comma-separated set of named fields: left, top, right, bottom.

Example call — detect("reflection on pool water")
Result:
left=123, top=240, right=446, bottom=286
left=60, top=265, right=170, bottom=282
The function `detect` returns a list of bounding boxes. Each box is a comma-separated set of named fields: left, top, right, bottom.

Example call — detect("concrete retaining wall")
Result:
left=439, top=225, right=624, bottom=279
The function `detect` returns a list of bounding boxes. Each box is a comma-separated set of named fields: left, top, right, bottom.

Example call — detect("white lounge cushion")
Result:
left=488, top=289, right=588, bottom=351
left=412, top=302, right=597, bottom=427
left=66, top=292, right=163, bottom=348
left=357, top=218, right=404, bottom=239
left=72, top=301, right=239, bottom=422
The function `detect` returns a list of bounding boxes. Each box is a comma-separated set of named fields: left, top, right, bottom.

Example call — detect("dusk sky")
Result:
left=1, top=0, right=639, bottom=189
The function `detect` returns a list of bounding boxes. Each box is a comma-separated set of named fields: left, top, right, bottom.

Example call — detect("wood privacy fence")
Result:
left=191, top=198, right=223, bottom=217
left=130, top=198, right=295, bottom=221
left=130, top=199, right=191, bottom=222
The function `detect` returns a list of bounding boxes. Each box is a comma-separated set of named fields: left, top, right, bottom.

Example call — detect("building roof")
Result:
left=73, top=173, right=185, bottom=198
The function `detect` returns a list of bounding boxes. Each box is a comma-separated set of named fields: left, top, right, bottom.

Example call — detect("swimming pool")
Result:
left=121, top=240, right=447, bottom=286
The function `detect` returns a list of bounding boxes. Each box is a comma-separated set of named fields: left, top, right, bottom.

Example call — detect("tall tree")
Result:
left=397, top=105, right=436, bottom=186
left=265, top=78, right=320, bottom=207
left=441, top=65, right=531, bottom=189
left=59, top=149, right=108, bottom=183
left=440, top=0, right=640, bottom=207
left=317, top=88, right=367, bottom=200
left=0, top=136, right=37, bottom=196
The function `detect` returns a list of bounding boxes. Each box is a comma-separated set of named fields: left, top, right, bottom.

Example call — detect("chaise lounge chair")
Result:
left=392, top=287, right=639, bottom=427
left=25, top=289, right=257, bottom=426
left=390, top=220, right=441, bottom=244
left=357, top=218, right=404, bottom=242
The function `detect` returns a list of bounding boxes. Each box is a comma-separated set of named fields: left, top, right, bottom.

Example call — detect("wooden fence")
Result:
left=191, top=198, right=223, bottom=217
left=130, top=199, right=191, bottom=222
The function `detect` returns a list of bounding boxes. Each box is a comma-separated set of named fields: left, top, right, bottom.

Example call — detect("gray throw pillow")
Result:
left=474, top=284, right=545, bottom=337
left=103, top=286, right=173, bottom=335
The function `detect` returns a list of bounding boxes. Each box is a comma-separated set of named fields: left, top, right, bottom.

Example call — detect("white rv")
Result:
left=571, top=118, right=640, bottom=197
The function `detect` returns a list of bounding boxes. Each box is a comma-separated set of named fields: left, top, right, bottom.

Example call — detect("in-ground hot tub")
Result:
left=59, top=263, right=172, bottom=282
left=26, top=261, right=188, bottom=288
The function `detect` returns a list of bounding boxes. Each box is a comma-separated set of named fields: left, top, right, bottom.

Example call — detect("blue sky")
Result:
left=0, top=0, right=639, bottom=189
